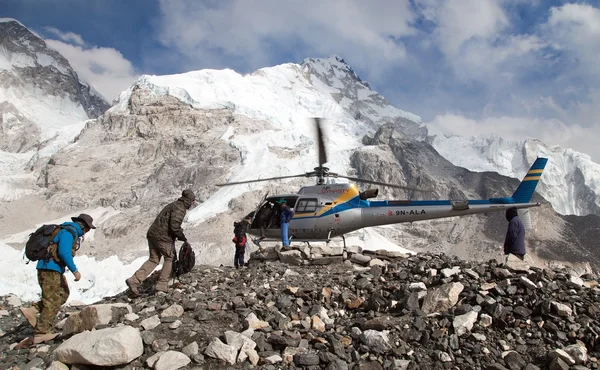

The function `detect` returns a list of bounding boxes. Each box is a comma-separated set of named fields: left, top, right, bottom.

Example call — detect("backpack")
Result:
left=24, top=224, right=77, bottom=262
left=232, top=221, right=248, bottom=247
left=171, top=242, right=196, bottom=278
left=232, top=234, right=247, bottom=249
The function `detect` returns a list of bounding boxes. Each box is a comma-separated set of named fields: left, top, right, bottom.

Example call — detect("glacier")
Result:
left=427, top=127, right=600, bottom=216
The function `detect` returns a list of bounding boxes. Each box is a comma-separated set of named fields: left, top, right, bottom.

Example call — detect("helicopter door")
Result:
left=249, top=192, right=269, bottom=228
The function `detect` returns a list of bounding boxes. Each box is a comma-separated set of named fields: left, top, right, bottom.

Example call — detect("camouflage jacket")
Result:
left=147, top=196, right=192, bottom=242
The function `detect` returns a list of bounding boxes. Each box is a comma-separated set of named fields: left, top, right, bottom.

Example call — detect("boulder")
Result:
left=54, top=326, right=143, bottom=366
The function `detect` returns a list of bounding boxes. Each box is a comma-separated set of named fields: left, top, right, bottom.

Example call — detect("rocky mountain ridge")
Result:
left=0, top=18, right=110, bottom=201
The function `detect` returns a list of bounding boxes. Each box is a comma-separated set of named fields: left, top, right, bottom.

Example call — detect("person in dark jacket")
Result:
left=233, top=217, right=250, bottom=268
left=126, top=189, right=196, bottom=296
left=279, top=199, right=294, bottom=247
left=504, top=207, right=526, bottom=260
left=253, top=202, right=273, bottom=246
left=20, top=213, right=96, bottom=344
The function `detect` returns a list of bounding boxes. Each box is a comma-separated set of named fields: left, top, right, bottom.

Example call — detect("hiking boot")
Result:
left=33, top=332, right=59, bottom=344
left=126, top=278, right=140, bottom=297
left=155, top=284, right=169, bottom=294
left=14, top=337, right=33, bottom=349
left=20, top=306, right=39, bottom=328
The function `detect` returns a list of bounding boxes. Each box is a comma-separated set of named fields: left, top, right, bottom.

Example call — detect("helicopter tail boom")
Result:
left=511, top=157, right=548, bottom=203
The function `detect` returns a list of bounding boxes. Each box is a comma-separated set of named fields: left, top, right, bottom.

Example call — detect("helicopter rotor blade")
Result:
left=333, top=174, right=434, bottom=193
left=215, top=173, right=309, bottom=187
left=314, top=117, right=328, bottom=167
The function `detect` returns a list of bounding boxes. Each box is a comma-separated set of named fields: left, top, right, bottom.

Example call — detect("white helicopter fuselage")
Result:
left=247, top=184, right=539, bottom=243
left=246, top=157, right=547, bottom=244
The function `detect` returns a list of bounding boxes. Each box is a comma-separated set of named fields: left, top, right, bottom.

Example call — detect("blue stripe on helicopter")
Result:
left=293, top=196, right=517, bottom=219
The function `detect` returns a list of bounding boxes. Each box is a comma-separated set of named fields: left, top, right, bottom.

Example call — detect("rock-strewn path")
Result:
left=1, top=245, right=599, bottom=369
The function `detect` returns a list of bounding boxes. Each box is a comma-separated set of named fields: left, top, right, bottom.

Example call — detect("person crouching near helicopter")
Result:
left=278, top=199, right=294, bottom=248
left=253, top=202, right=273, bottom=246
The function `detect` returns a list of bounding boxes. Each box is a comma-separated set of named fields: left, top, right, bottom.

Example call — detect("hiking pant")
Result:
left=130, top=237, right=174, bottom=291
left=259, top=224, right=266, bottom=238
left=281, top=222, right=289, bottom=246
left=33, top=269, right=69, bottom=334
left=234, top=246, right=245, bottom=268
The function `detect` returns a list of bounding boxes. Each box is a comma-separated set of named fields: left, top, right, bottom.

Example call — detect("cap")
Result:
left=182, top=189, right=196, bottom=201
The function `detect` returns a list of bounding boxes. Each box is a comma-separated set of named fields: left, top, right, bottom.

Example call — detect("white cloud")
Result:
left=415, top=0, right=546, bottom=82
left=43, top=26, right=85, bottom=46
left=544, top=3, right=600, bottom=77
left=45, top=37, right=138, bottom=102
left=427, top=113, right=600, bottom=162
left=156, top=0, right=416, bottom=73
left=437, top=0, right=509, bottom=56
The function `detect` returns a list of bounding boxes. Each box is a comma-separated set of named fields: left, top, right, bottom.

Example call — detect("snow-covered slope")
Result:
left=109, top=55, right=600, bottom=219
left=0, top=18, right=109, bottom=201
left=110, top=56, right=426, bottom=224
left=427, top=129, right=600, bottom=216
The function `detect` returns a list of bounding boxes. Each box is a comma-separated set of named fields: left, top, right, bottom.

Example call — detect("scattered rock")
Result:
left=1, top=250, right=600, bottom=369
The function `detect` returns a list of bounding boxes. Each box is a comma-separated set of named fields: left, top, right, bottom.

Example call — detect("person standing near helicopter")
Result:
left=278, top=199, right=294, bottom=247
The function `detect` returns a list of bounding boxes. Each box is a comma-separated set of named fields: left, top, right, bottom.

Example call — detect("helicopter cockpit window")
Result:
left=295, top=198, right=318, bottom=213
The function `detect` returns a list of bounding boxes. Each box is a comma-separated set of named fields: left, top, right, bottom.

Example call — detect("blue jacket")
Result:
left=36, top=222, right=82, bottom=274
left=504, top=216, right=526, bottom=255
left=280, top=205, right=294, bottom=224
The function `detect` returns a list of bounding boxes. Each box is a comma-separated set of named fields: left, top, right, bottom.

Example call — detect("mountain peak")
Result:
left=0, top=18, right=109, bottom=116
left=0, top=18, right=27, bottom=27
left=0, top=18, right=46, bottom=53
left=302, top=55, right=370, bottom=89
left=0, top=17, right=110, bottom=200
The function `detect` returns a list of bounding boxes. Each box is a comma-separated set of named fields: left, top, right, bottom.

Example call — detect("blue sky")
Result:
left=3, top=0, right=600, bottom=161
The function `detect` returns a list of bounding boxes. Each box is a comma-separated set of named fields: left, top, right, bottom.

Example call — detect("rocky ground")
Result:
left=1, top=245, right=599, bottom=370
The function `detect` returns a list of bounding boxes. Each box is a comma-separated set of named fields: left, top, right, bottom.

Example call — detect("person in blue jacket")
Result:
left=278, top=199, right=294, bottom=247
left=504, top=207, right=526, bottom=260
left=20, top=213, right=96, bottom=344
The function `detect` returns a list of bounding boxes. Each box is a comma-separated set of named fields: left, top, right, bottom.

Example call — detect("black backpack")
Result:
left=24, top=224, right=77, bottom=262
left=172, top=242, right=196, bottom=278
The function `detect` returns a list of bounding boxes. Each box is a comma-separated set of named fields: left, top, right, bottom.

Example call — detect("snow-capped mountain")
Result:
left=0, top=18, right=109, bottom=200
left=427, top=130, right=600, bottom=216
left=107, top=56, right=427, bottom=225
left=0, top=52, right=593, bottom=269
left=2, top=18, right=600, bottom=270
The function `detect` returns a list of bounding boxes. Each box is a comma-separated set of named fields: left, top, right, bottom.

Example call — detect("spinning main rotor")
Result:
left=216, top=118, right=432, bottom=193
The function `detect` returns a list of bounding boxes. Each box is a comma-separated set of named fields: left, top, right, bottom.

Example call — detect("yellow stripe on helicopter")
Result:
left=314, top=184, right=360, bottom=216
left=294, top=184, right=360, bottom=219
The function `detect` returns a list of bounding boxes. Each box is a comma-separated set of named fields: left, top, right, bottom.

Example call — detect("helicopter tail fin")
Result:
left=511, top=157, right=548, bottom=203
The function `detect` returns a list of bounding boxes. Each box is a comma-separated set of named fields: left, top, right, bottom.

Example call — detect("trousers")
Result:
left=234, top=246, right=245, bottom=268
left=33, top=269, right=69, bottom=334
left=129, top=237, right=174, bottom=291
left=281, top=222, right=289, bottom=246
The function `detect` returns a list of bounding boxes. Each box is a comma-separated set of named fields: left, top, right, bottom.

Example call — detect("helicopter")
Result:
left=217, top=118, right=548, bottom=247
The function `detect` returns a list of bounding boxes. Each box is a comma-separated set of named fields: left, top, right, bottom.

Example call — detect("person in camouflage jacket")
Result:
left=126, top=189, right=196, bottom=296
